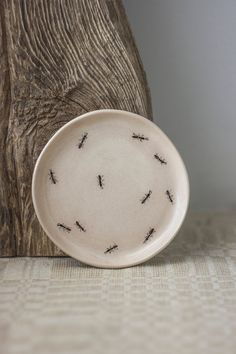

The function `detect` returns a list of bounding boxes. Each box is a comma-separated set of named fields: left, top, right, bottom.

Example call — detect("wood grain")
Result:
left=0, top=0, right=152, bottom=256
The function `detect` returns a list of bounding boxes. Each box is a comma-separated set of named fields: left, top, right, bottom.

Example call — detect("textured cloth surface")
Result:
left=0, top=213, right=236, bottom=354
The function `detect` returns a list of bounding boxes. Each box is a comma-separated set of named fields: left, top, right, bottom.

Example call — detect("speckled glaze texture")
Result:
left=32, top=110, right=189, bottom=268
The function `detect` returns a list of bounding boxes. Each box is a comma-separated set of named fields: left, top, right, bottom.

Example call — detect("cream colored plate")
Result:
left=32, top=109, right=189, bottom=268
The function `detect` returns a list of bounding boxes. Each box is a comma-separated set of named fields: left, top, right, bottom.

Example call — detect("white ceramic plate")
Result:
left=32, top=109, right=189, bottom=268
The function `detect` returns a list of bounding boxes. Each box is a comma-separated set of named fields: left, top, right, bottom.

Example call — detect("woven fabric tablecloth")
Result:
left=0, top=213, right=236, bottom=354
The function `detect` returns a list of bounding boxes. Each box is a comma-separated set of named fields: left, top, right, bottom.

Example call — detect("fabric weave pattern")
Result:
left=0, top=213, right=236, bottom=354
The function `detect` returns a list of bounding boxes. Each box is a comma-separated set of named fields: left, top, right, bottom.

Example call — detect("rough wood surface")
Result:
left=0, top=0, right=152, bottom=256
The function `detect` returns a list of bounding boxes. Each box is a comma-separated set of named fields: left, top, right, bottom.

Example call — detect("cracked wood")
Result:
left=0, top=0, right=152, bottom=256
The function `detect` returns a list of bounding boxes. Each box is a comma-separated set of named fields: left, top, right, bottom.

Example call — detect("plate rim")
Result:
left=32, top=109, right=190, bottom=268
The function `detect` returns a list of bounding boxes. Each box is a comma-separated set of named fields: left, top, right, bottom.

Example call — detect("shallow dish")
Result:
left=32, top=109, right=189, bottom=268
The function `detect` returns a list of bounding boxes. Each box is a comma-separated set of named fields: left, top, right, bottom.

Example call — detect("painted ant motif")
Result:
left=166, top=190, right=174, bottom=204
left=104, top=244, right=118, bottom=254
left=57, top=223, right=71, bottom=232
left=144, top=227, right=156, bottom=243
left=154, top=154, right=167, bottom=165
left=141, top=190, right=152, bottom=204
left=132, top=133, right=149, bottom=142
left=77, top=132, right=88, bottom=149
left=49, top=169, right=57, bottom=184
left=75, top=220, right=86, bottom=232
left=98, top=175, right=104, bottom=189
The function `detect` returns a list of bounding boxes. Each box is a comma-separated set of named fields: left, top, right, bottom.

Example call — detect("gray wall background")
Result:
left=124, top=0, right=236, bottom=211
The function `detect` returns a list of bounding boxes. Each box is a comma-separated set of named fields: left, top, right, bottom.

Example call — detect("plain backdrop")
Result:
left=124, top=0, right=236, bottom=211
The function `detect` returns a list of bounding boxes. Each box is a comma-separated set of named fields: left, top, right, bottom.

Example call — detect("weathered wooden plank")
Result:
left=0, top=0, right=152, bottom=256
left=0, top=2, right=18, bottom=256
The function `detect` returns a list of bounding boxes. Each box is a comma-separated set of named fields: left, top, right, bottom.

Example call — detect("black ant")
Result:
left=154, top=154, right=167, bottom=165
left=57, top=223, right=71, bottom=232
left=132, top=133, right=149, bottom=142
left=98, top=175, right=104, bottom=189
left=77, top=132, right=88, bottom=149
left=75, top=220, right=86, bottom=232
left=49, top=169, right=57, bottom=184
left=144, top=228, right=156, bottom=243
left=166, top=190, right=174, bottom=204
left=104, top=244, right=118, bottom=254
left=141, top=190, right=152, bottom=204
